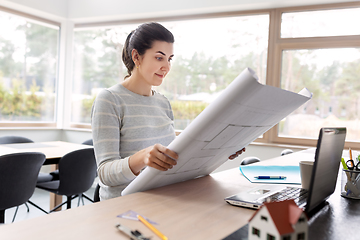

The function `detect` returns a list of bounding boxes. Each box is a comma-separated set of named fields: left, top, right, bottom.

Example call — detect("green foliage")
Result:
left=80, top=96, right=96, bottom=123
left=171, top=101, right=208, bottom=120
left=0, top=78, right=43, bottom=120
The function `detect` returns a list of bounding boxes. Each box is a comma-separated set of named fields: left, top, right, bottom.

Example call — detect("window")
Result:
left=261, top=215, right=268, bottom=221
left=71, top=3, right=360, bottom=148
left=71, top=15, right=269, bottom=129
left=252, top=227, right=260, bottom=237
left=267, top=3, right=360, bottom=148
left=297, top=232, right=305, bottom=240
left=3, top=2, right=360, bottom=149
left=283, top=236, right=291, bottom=240
left=279, top=48, right=360, bottom=141
left=267, top=234, right=276, bottom=240
left=298, top=217, right=306, bottom=223
left=0, top=9, right=60, bottom=126
left=275, top=5, right=360, bottom=146
left=71, top=24, right=137, bottom=125
left=281, top=8, right=360, bottom=38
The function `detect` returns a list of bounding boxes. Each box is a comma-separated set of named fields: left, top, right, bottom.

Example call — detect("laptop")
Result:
left=224, top=127, right=346, bottom=215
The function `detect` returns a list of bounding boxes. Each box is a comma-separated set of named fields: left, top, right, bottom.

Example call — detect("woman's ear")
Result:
left=131, top=49, right=140, bottom=66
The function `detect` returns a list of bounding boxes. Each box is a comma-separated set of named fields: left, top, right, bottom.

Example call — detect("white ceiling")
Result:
left=1, top=0, right=356, bottom=23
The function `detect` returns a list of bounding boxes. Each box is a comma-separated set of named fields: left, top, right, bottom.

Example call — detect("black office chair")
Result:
left=41, top=139, right=95, bottom=182
left=240, top=156, right=261, bottom=165
left=82, top=139, right=100, bottom=203
left=0, top=135, right=34, bottom=145
left=94, top=183, right=100, bottom=202
left=40, top=139, right=97, bottom=201
left=82, top=139, right=93, bottom=146
left=36, top=148, right=97, bottom=213
left=0, top=136, right=50, bottom=219
left=281, top=149, right=294, bottom=156
left=0, top=152, right=46, bottom=223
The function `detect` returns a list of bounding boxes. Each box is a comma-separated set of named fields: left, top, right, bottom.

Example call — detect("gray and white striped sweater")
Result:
left=91, top=84, right=175, bottom=200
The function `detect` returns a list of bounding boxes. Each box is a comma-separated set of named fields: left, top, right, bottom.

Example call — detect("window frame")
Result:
left=263, top=2, right=360, bottom=149
left=0, top=6, right=62, bottom=128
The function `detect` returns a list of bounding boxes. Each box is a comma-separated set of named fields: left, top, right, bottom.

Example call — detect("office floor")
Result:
left=3, top=186, right=96, bottom=224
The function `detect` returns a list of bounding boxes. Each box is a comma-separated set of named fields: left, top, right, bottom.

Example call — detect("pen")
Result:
left=254, top=176, right=286, bottom=179
left=137, top=215, right=168, bottom=240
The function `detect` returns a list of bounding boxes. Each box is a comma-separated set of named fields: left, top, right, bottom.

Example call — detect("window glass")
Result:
left=72, top=24, right=137, bottom=124
left=252, top=227, right=260, bottom=237
left=0, top=11, right=59, bottom=122
left=267, top=233, right=275, bottom=240
left=281, top=8, right=360, bottom=38
left=72, top=15, right=269, bottom=129
left=279, top=48, right=360, bottom=141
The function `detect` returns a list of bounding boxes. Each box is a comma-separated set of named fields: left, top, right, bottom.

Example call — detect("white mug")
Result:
left=299, top=160, right=314, bottom=190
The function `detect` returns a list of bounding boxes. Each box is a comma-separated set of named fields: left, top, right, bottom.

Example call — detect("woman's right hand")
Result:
left=129, top=143, right=178, bottom=174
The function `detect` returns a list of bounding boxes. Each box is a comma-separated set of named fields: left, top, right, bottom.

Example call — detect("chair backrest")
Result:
left=240, top=156, right=260, bottom=165
left=0, top=136, right=34, bottom=144
left=94, top=183, right=100, bottom=202
left=280, top=149, right=294, bottom=156
left=0, top=152, right=46, bottom=210
left=82, top=139, right=93, bottom=146
left=57, top=148, right=97, bottom=196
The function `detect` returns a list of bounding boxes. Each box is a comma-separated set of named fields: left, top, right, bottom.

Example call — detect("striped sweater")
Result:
left=91, top=84, right=176, bottom=200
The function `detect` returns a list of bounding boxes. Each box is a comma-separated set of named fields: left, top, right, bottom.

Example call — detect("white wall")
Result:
left=0, top=129, right=63, bottom=142
left=1, top=0, right=67, bottom=20
left=0, top=128, right=92, bottom=144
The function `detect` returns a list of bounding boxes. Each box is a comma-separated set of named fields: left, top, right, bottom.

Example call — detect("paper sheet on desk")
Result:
left=240, top=165, right=301, bottom=184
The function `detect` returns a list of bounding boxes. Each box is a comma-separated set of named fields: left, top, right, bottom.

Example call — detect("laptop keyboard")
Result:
left=256, top=187, right=309, bottom=206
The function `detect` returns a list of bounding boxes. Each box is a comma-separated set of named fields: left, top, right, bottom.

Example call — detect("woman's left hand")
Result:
left=228, top=147, right=246, bottom=160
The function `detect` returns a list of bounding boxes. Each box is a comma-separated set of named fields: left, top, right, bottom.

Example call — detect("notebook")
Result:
left=224, top=127, right=346, bottom=215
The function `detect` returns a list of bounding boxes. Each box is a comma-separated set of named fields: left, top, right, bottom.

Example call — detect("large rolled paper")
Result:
left=122, top=68, right=312, bottom=196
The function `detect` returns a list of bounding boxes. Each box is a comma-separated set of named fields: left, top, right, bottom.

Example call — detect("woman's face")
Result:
left=137, top=40, right=174, bottom=87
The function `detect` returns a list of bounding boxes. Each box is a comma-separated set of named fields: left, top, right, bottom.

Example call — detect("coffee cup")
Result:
left=299, top=160, right=314, bottom=190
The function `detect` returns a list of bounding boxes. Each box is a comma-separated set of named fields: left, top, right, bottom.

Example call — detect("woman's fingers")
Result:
left=146, top=144, right=178, bottom=171
left=229, top=147, right=246, bottom=160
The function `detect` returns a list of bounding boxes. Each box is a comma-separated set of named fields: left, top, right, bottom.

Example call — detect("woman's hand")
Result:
left=129, top=143, right=178, bottom=174
left=228, top=147, right=246, bottom=160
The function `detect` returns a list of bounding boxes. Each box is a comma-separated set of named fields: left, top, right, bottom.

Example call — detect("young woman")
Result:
left=91, top=22, right=178, bottom=200
left=92, top=22, right=245, bottom=200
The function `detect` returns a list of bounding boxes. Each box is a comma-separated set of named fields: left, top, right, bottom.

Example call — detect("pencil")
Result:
left=137, top=215, right=168, bottom=240
left=349, top=148, right=353, bottom=160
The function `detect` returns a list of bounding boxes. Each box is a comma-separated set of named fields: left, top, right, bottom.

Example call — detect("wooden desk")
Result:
left=0, top=149, right=358, bottom=240
left=0, top=141, right=93, bottom=209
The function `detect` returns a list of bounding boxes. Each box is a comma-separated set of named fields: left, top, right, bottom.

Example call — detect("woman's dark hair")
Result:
left=122, top=22, right=174, bottom=79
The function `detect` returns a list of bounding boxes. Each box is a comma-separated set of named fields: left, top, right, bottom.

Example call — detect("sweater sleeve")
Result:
left=91, top=89, right=137, bottom=187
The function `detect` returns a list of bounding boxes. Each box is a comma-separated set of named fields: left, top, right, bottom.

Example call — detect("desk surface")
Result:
left=0, top=149, right=359, bottom=240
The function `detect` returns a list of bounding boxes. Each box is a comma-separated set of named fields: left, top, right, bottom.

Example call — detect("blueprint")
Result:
left=122, top=68, right=312, bottom=195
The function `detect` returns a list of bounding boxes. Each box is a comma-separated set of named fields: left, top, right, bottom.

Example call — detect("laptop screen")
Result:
left=305, top=127, right=346, bottom=213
